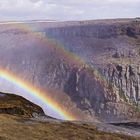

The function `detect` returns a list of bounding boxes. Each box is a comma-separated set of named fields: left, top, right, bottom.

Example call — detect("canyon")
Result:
left=0, top=18, right=140, bottom=122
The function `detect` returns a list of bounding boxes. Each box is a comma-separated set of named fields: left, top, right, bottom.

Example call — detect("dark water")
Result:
left=111, top=122, right=140, bottom=130
left=0, top=93, right=5, bottom=97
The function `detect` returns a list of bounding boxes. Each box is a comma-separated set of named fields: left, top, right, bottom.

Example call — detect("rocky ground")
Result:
left=0, top=92, right=140, bottom=140
left=32, top=116, right=140, bottom=138
left=0, top=114, right=140, bottom=140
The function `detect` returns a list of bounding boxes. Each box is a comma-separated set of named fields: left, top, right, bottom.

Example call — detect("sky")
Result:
left=0, top=0, right=140, bottom=21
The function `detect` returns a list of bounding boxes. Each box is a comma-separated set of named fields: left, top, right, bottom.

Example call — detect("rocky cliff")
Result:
left=0, top=18, right=140, bottom=122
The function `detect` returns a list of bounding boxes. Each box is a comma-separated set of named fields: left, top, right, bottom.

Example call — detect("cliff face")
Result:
left=44, top=19, right=140, bottom=121
left=0, top=19, right=140, bottom=121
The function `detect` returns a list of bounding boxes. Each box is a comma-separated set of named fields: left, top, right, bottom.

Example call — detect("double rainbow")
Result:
left=0, top=21, right=108, bottom=121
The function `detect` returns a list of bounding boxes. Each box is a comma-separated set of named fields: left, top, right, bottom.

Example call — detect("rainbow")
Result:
left=0, top=69, right=76, bottom=120
left=0, top=21, right=109, bottom=121
left=9, top=22, right=107, bottom=86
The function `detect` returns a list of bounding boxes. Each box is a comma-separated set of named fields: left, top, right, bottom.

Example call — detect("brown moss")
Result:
left=0, top=92, right=45, bottom=117
left=0, top=114, right=139, bottom=140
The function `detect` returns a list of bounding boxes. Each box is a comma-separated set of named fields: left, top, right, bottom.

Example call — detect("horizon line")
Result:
left=0, top=17, right=140, bottom=24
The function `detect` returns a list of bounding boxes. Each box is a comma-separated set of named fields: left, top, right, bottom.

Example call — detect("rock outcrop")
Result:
left=0, top=92, right=45, bottom=117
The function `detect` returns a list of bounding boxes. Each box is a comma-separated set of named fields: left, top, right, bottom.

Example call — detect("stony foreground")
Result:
left=0, top=90, right=140, bottom=139
left=0, top=114, right=139, bottom=140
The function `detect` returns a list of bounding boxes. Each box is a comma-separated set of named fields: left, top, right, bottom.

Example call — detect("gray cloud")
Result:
left=0, top=0, right=139, bottom=21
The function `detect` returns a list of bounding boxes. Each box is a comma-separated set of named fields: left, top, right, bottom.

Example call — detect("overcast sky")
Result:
left=0, top=0, right=140, bottom=21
